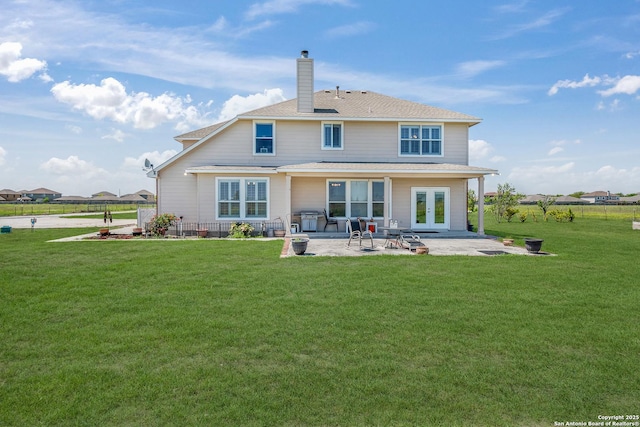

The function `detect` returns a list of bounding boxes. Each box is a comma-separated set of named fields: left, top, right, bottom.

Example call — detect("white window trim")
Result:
left=326, top=179, right=385, bottom=219
left=397, top=122, right=444, bottom=158
left=215, top=177, right=270, bottom=220
left=253, top=120, right=276, bottom=156
left=321, top=121, right=344, bottom=150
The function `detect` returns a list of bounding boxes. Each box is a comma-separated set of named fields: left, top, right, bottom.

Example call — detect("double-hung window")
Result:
left=327, top=179, right=385, bottom=218
left=399, top=124, right=442, bottom=156
left=217, top=178, right=269, bottom=219
left=322, top=122, right=343, bottom=149
left=254, top=121, right=275, bottom=155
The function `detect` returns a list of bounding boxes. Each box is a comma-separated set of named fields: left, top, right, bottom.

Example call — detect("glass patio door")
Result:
left=411, top=187, right=450, bottom=230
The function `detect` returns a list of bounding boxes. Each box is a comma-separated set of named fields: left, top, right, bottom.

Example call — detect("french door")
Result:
left=411, top=187, right=450, bottom=230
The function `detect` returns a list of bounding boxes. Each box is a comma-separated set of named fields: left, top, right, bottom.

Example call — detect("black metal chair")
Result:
left=347, top=218, right=373, bottom=248
left=323, top=209, right=339, bottom=232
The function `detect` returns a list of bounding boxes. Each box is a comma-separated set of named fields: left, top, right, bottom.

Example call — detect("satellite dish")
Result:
left=144, top=158, right=151, bottom=168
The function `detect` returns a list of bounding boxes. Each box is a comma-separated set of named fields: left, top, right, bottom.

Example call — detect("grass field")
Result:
left=1, top=216, right=638, bottom=426
left=0, top=203, right=153, bottom=217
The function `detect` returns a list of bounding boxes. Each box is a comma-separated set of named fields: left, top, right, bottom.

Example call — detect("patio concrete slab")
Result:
left=282, top=235, right=534, bottom=257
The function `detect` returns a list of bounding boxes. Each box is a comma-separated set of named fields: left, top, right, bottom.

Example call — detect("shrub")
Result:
left=504, top=207, right=519, bottom=222
left=229, top=222, right=254, bottom=238
left=519, top=212, right=528, bottom=223
left=149, top=213, right=178, bottom=236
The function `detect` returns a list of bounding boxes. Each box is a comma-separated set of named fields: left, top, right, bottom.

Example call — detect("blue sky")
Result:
left=1, top=0, right=640, bottom=197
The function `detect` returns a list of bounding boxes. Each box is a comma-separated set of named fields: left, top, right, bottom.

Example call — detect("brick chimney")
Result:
left=296, top=50, right=314, bottom=113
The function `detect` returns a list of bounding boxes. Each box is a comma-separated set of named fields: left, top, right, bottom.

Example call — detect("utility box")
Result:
left=300, top=212, right=318, bottom=232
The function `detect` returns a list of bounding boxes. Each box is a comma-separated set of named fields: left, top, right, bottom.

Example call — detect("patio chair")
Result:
left=347, top=218, right=374, bottom=248
left=323, top=209, right=339, bottom=232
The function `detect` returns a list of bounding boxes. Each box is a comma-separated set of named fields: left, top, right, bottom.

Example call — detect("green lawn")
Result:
left=1, top=217, right=638, bottom=426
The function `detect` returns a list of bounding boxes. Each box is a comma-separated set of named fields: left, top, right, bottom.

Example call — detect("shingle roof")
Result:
left=240, top=90, right=481, bottom=122
left=174, top=90, right=481, bottom=142
left=175, top=120, right=231, bottom=141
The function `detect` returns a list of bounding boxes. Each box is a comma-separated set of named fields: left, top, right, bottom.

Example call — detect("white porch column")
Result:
left=384, top=176, right=391, bottom=227
left=285, top=174, right=292, bottom=222
left=477, top=176, right=485, bottom=236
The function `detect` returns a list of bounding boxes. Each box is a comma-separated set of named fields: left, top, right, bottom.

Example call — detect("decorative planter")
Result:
left=524, top=238, right=544, bottom=254
left=502, top=238, right=514, bottom=246
left=291, top=238, right=309, bottom=255
left=99, top=228, right=110, bottom=236
left=132, top=227, right=143, bottom=236
left=273, top=229, right=286, bottom=238
left=197, top=229, right=208, bottom=238
left=415, top=246, right=429, bottom=255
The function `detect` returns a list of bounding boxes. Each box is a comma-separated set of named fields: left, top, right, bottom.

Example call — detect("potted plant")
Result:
left=291, top=237, right=309, bottom=255
left=524, top=238, right=544, bottom=253
left=197, top=229, right=208, bottom=238
left=502, top=237, right=514, bottom=246
left=132, top=227, right=143, bottom=236
left=273, top=217, right=286, bottom=237
left=149, top=213, right=178, bottom=237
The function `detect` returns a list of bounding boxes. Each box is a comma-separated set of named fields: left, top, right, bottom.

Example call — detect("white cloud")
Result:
left=598, top=75, right=640, bottom=96
left=492, top=8, right=570, bottom=40
left=325, top=21, right=375, bottom=39
left=218, top=88, right=286, bottom=121
left=102, top=128, right=127, bottom=142
left=122, top=150, right=178, bottom=170
left=548, top=147, right=564, bottom=156
left=50, top=77, right=212, bottom=130
left=40, top=155, right=108, bottom=176
left=505, top=162, right=640, bottom=195
left=0, top=146, right=6, bottom=166
left=65, top=124, right=82, bottom=134
left=469, top=139, right=505, bottom=163
left=0, top=42, right=47, bottom=82
left=245, top=0, right=353, bottom=20
left=548, top=73, right=601, bottom=96
left=455, top=60, right=506, bottom=78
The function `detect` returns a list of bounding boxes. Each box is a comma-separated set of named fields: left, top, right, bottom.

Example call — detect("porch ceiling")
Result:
left=184, top=162, right=498, bottom=179
left=277, top=162, right=498, bottom=178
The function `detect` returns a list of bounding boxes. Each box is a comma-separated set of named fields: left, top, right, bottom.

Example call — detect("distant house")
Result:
left=0, top=189, right=21, bottom=202
left=22, top=188, right=62, bottom=201
left=134, top=189, right=155, bottom=201
left=580, top=191, right=619, bottom=204
left=519, top=194, right=546, bottom=205
left=149, top=51, right=498, bottom=234
left=619, top=194, right=640, bottom=204
left=91, top=191, right=117, bottom=198
left=555, top=195, right=588, bottom=205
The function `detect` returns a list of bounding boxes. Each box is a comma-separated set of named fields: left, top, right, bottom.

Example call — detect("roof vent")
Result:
left=335, top=86, right=340, bottom=98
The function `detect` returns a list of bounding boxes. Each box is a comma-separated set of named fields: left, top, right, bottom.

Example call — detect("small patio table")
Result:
left=380, top=226, right=410, bottom=249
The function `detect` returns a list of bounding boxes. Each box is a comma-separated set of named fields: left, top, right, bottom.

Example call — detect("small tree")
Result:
left=537, top=195, right=556, bottom=220
left=491, top=183, right=524, bottom=223
left=467, top=189, right=477, bottom=212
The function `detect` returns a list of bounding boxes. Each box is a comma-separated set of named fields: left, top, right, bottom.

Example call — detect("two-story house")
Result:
left=151, top=51, right=497, bottom=234
left=580, top=191, right=620, bottom=204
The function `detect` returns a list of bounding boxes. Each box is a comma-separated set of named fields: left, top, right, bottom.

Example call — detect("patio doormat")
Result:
left=478, top=250, right=509, bottom=256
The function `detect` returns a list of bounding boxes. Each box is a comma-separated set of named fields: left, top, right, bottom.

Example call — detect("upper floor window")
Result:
left=399, top=124, right=442, bottom=156
left=322, top=122, right=343, bottom=150
left=254, top=121, right=275, bottom=155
